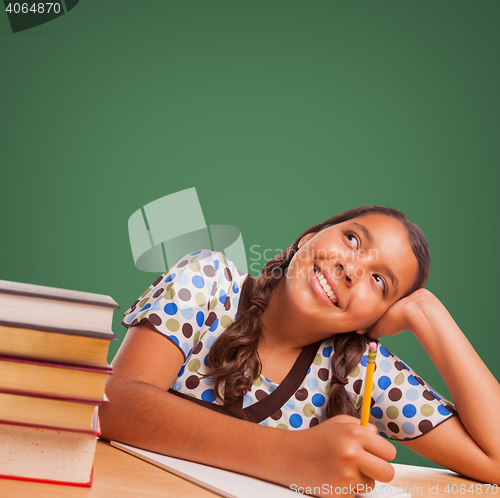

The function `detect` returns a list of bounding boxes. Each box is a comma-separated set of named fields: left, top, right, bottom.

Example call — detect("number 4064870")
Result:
left=5, top=3, right=62, bottom=14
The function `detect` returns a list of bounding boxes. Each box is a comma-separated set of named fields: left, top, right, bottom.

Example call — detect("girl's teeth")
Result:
left=314, top=270, right=338, bottom=304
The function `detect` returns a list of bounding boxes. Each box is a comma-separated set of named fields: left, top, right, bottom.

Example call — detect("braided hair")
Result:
left=205, top=206, right=430, bottom=418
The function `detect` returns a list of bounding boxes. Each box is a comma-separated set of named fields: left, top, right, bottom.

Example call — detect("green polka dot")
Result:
left=394, top=373, right=405, bottom=385
left=221, top=315, right=233, bottom=328
left=348, top=366, right=360, bottom=377
left=386, top=406, right=399, bottom=420
left=139, top=310, right=148, bottom=319
left=188, top=359, right=201, bottom=372
left=356, top=395, right=363, bottom=408
left=390, top=435, right=399, bottom=440
left=313, top=354, right=322, bottom=366
left=220, top=255, right=228, bottom=266
left=141, top=288, right=150, bottom=298
left=193, top=331, right=200, bottom=344
left=165, top=288, right=175, bottom=299
left=421, top=404, right=434, bottom=416
left=139, top=298, right=149, bottom=307
left=325, top=382, right=332, bottom=396
left=209, top=299, right=218, bottom=310
left=276, top=424, right=289, bottom=430
left=200, top=331, right=207, bottom=340
left=303, top=403, right=315, bottom=417
left=195, top=293, right=206, bottom=307
left=253, top=376, right=262, bottom=387
left=189, top=261, right=201, bottom=272
left=186, top=393, right=197, bottom=398
left=166, top=319, right=179, bottom=332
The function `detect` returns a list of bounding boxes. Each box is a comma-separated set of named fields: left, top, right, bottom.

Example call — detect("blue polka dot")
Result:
left=307, top=367, right=311, bottom=375
left=140, top=303, right=151, bottom=312
left=165, top=273, right=176, bottom=283
left=402, top=422, right=415, bottom=435
left=289, top=414, right=303, bottom=428
left=173, top=381, right=182, bottom=391
left=190, top=250, right=202, bottom=255
left=209, top=318, right=219, bottom=332
left=259, top=419, right=268, bottom=426
left=168, top=335, right=179, bottom=346
left=164, top=303, right=178, bottom=315
left=204, top=355, right=209, bottom=366
left=399, top=361, right=410, bottom=371
left=242, top=394, right=253, bottom=408
left=430, top=390, right=441, bottom=400
left=177, top=365, right=185, bottom=377
left=438, top=405, right=451, bottom=416
left=126, top=313, right=137, bottom=323
left=176, top=274, right=189, bottom=287
left=371, top=407, right=384, bottom=419
left=268, top=385, right=278, bottom=394
left=192, top=276, right=205, bottom=288
left=361, top=355, right=368, bottom=367
left=312, top=394, right=326, bottom=407
left=375, top=421, right=387, bottom=432
left=181, top=342, right=189, bottom=356
left=380, top=432, right=388, bottom=438
left=232, top=281, right=239, bottom=293
left=379, top=360, right=391, bottom=373
left=379, top=345, right=390, bottom=357
left=407, top=375, right=420, bottom=386
left=320, top=409, right=327, bottom=420
left=219, top=290, right=227, bottom=304
left=307, top=378, right=318, bottom=391
left=180, top=306, right=194, bottom=319
left=214, top=260, right=219, bottom=271
left=201, top=389, right=216, bottom=402
left=196, top=311, right=205, bottom=327
left=205, top=335, right=217, bottom=348
left=322, top=346, right=333, bottom=358
left=378, top=376, right=391, bottom=390
left=232, top=296, right=239, bottom=309
left=406, top=389, right=419, bottom=401
left=402, top=404, right=417, bottom=418
left=376, top=392, right=385, bottom=404
left=202, top=374, right=213, bottom=385
left=283, top=399, right=296, bottom=411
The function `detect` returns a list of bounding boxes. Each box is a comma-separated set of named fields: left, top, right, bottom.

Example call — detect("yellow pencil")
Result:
left=360, top=341, right=377, bottom=427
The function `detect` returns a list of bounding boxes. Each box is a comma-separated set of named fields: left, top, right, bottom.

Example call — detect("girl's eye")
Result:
left=345, top=231, right=359, bottom=249
left=374, top=275, right=387, bottom=294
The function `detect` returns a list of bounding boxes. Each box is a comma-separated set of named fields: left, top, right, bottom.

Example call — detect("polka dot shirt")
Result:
left=122, top=250, right=456, bottom=440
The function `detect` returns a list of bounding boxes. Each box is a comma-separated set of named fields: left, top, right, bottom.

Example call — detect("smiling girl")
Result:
left=100, top=206, right=500, bottom=496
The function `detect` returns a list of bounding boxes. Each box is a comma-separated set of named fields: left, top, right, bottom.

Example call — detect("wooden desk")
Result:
left=1, top=439, right=495, bottom=497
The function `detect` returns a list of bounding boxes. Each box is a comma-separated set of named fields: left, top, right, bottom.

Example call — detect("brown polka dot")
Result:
left=271, top=409, right=282, bottom=421
left=205, top=312, right=217, bottom=327
left=445, top=404, right=456, bottom=414
left=318, top=368, right=329, bottom=381
left=224, top=268, right=232, bottom=281
left=353, top=379, right=363, bottom=395
left=418, top=420, right=433, bottom=434
left=388, top=422, right=400, bottom=434
left=309, top=417, right=320, bottom=428
left=153, top=276, right=163, bottom=286
left=149, top=314, right=162, bottom=326
left=415, top=376, right=425, bottom=386
left=203, top=265, right=215, bottom=277
left=295, top=388, right=308, bottom=401
left=192, top=341, right=203, bottom=355
left=153, top=288, right=164, bottom=298
left=423, top=390, right=435, bottom=401
left=395, top=361, right=406, bottom=371
left=182, top=323, right=193, bottom=338
left=388, top=388, right=402, bottom=402
left=130, top=300, right=139, bottom=312
left=370, top=397, right=375, bottom=408
left=210, top=282, right=218, bottom=296
left=186, top=375, right=200, bottom=389
left=255, top=390, right=268, bottom=401
left=178, top=288, right=191, bottom=301
left=224, top=297, right=231, bottom=311
left=130, top=318, right=139, bottom=326
left=177, top=260, right=189, bottom=268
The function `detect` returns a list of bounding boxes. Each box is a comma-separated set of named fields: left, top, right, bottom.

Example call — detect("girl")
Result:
left=100, top=206, right=500, bottom=496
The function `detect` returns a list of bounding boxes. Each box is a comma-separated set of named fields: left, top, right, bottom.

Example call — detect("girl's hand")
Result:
left=290, top=415, right=396, bottom=497
left=366, top=288, right=443, bottom=340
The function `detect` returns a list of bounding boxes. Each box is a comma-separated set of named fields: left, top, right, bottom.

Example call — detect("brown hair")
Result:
left=205, top=206, right=430, bottom=418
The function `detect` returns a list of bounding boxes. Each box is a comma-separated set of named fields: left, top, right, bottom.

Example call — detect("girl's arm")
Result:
left=368, top=289, right=500, bottom=484
left=99, top=321, right=396, bottom=497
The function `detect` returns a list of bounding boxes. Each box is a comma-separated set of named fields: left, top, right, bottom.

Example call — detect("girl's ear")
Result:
left=298, top=232, right=317, bottom=249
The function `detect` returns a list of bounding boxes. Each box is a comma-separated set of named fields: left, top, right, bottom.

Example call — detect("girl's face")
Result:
left=281, top=213, right=419, bottom=338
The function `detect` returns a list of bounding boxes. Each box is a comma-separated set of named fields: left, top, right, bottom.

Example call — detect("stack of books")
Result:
left=0, top=278, right=119, bottom=486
